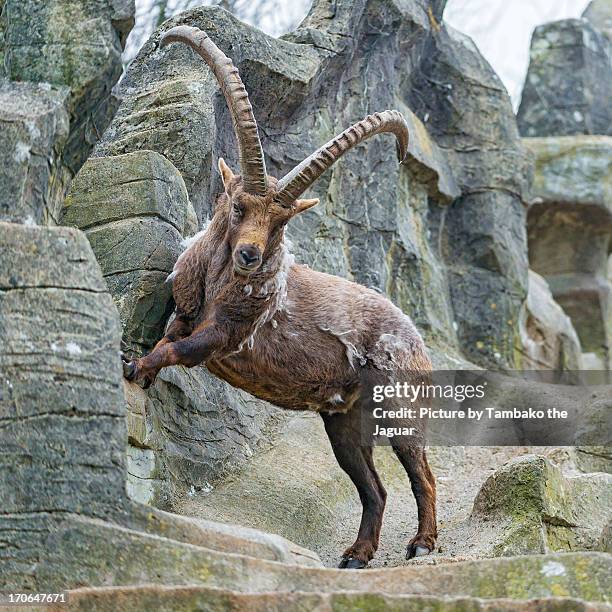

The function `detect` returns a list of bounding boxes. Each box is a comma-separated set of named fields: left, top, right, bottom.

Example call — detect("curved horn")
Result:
left=275, top=110, right=409, bottom=207
left=160, top=25, right=268, bottom=195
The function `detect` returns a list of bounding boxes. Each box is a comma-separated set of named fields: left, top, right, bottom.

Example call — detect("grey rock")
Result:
left=583, top=0, right=612, bottom=41
left=0, top=80, right=70, bottom=225
left=139, top=366, right=281, bottom=501
left=0, top=1, right=5, bottom=73
left=526, top=136, right=612, bottom=211
left=525, top=136, right=612, bottom=369
left=518, top=19, right=612, bottom=137
left=576, top=446, right=612, bottom=474
left=63, top=151, right=195, bottom=352
left=0, top=223, right=129, bottom=577
left=518, top=271, right=583, bottom=371
left=2, top=0, right=135, bottom=175
left=63, top=151, right=193, bottom=233
left=470, top=455, right=612, bottom=557
left=406, top=24, right=531, bottom=367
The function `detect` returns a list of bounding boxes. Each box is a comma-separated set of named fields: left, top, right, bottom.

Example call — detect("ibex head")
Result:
left=215, top=158, right=318, bottom=273
left=161, top=25, right=411, bottom=275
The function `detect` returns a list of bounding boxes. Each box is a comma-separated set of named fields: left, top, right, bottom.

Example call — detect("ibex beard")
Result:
left=122, top=24, right=437, bottom=569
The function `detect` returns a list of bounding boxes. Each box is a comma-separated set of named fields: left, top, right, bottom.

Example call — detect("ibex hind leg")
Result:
left=321, top=409, right=386, bottom=569
left=390, top=439, right=437, bottom=559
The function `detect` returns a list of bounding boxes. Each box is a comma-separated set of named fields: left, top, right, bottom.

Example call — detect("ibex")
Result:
left=123, top=25, right=437, bottom=569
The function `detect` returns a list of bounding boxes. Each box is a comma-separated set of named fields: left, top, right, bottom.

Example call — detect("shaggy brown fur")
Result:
left=123, top=161, right=437, bottom=569
left=124, top=24, right=437, bottom=569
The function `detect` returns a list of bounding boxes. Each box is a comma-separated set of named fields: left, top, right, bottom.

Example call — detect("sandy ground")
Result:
left=174, top=412, right=556, bottom=568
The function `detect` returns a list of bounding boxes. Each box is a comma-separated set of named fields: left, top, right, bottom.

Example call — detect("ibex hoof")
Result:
left=405, top=544, right=431, bottom=560
left=122, top=358, right=137, bottom=381
left=338, top=556, right=368, bottom=570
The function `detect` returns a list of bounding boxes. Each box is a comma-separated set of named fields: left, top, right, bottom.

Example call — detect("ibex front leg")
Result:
left=123, top=323, right=225, bottom=388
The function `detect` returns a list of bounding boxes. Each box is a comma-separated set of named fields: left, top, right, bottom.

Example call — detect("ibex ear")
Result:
left=218, top=157, right=235, bottom=189
left=294, top=198, right=320, bottom=215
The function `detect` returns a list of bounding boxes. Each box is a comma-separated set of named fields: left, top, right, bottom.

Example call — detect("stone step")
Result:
left=24, top=585, right=612, bottom=612
left=31, top=516, right=612, bottom=603
left=127, top=502, right=322, bottom=567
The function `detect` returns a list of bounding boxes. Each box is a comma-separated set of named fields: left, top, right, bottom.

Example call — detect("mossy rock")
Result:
left=2, top=0, right=134, bottom=174
left=0, top=80, right=71, bottom=225
left=472, top=455, right=612, bottom=556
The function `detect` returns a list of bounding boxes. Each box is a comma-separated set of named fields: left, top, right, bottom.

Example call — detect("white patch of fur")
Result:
left=170, top=219, right=213, bottom=279
left=367, top=330, right=423, bottom=372
left=237, top=242, right=295, bottom=353
left=181, top=220, right=210, bottom=251
left=327, top=393, right=344, bottom=405
left=270, top=319, right=278, bottom=329
left=318, top=325, right=366, bottom=369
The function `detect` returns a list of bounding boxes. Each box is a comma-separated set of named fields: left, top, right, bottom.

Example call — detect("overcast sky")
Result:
left=126, top=0, right=593, bottom=109
left=444, top=0, right=592, bottom=108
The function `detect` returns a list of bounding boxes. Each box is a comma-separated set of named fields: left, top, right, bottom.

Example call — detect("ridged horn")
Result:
left=275, top=110, right=409, bottom=207
left=160, top=25, right=268, bottom=195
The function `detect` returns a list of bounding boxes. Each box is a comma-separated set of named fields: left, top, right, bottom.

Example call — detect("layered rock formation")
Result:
left=1, top=235, right=610, bottom=602
left=1, top=0, right=611, bottom=607
left=518, top=1, right=612, bottom=371
left=525, top=137, right=611, bottom=369
left=0, top=82, right=70, bottom=224
left=63, top=150, right=197, bottom=353
left=1, top=0, right=135, bottom=174
left=0, top=0, right=135, bottom=227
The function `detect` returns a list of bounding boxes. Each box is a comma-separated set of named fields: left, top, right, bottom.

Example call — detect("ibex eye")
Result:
left=232, top=203, right=243, bottom=216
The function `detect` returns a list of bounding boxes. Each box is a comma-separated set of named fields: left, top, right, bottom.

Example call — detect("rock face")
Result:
left=0, top=80, right=70, bottom=224
left=95, top=0, right=530, bottom=370
left=0, top=222, right=128, bottom=587
left=61, top=0, right=532, bottom=502
left=517, top=18, right=612, bottom=137
left=0, top=221, right=322, bottom=591
left=524, top=136, right=612, bottom=369
left=63, top=150, right=197, bottom=353
left=0, top=224, right=127, bottom=514
left=584, top=0, right=612, bottom=41
left=518, top=3, right=612, bottom=371
left=518, top=271, right=583, bottom=370
left=4, top=227, right=608, bottom=604
left=471, top=455, right=612, bottom=557
left=125, top=367, right=280, bottom=508
left=0, top=0, right=135, bottom=176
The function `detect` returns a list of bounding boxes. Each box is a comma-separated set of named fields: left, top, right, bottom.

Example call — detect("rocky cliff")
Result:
left=63, top=0, right=536, bottom=501
left=0, top=0, right=611, bottom=608
left=520, top=0, right=612, bottom=370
